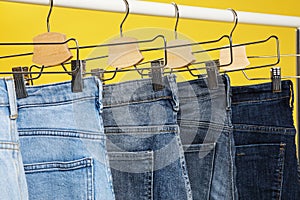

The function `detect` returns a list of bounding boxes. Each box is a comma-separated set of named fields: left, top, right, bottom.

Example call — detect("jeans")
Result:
left=103, top=74, right=192, bottom=200
left=0, top=78, right=28, bottom=200
left=177, top=74, right=237, bottom=200
left=231, top=80, right=300, bottom=200
left=17, top=77, right=115, bottom=200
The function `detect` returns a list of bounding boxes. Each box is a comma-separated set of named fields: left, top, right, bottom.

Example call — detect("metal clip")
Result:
left=205, top=60, right=219, bottom=90
left=22, top=66, right=31, bottom=86
left=214, top=59, right=220, bottom=67
left=71, top=60, right=85, bottom=93
left=91, top=68, right=105, bottom=81
left=12, top=67, right=28, bottom=99
left=150, top=60, right=164, bottom=91
left=271, top=67, right=281, bottom=93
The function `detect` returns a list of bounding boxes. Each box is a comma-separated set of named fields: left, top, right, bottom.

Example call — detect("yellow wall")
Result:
left=0, top=0, right=299, bottom=146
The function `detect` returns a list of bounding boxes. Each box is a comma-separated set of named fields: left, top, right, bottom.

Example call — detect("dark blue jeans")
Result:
left=231, top=80, right=300, bottom=200
left=177, top=74, right=237, bottom=200
left=102, top=75, right=192, bottom=200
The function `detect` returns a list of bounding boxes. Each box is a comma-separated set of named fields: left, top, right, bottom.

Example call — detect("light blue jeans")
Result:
left=0, top=77, right=28, bottom=200
left=17, top=77, right=115, bottom=200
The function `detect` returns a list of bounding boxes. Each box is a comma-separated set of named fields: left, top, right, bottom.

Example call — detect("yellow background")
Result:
left=0, top=0, right=299, bottom=147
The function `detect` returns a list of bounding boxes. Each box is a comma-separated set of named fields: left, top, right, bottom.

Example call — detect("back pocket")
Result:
left=235, top=143, right=286, bottom=200
left=183, top=143, right=216, bottom=200
left=24, top=157, right=94, bottom=200
left=108, top=151, right=154, bottom=200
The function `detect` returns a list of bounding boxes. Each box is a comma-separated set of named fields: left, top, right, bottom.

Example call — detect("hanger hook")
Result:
left=120, top=0, right=129, bottom=37
left=227, top=8, right=238, bottom=38
left=172, top=2, right=179, bottom=40
left=46, top=0, right=53, bottom=32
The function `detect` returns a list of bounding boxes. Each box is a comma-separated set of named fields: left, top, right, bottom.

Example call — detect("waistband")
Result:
left=177, top=75, right=226, bottom=97
left=233, top=124, right=296, bottom=135
left=103, top=74, right=179, bottom=109
left=231, top=80, right=293, bottom=105
left=104, top=124, right=179, bottom=134
left=16, top=76, right=102, bottom=108
left=177, top=74, right=231, bottom=109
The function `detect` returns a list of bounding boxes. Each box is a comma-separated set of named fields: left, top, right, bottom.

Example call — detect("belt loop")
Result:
left=223, top=74, right=231, bottom=111
left=5, top=77, right=18, bottom=120
left=289, top=80, right=294, bottom=110
left=95, top=76, right=103, bottom=114
left=167, top=74, right=180, bottom=112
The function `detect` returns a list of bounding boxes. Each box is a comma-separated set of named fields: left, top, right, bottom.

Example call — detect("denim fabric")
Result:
left=17, top=77, right=115, bottom=200
left=0, top=78, right=28, bottom=200
left=103, top=74, right=192, bottom=200
left=231, top=80, right=300, bottom=200
left=177, top=74, right=237, bottom=200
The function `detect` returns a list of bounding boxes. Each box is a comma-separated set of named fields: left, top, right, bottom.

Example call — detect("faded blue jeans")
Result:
left=17, top=77, right=115, bottom=200
left=0, top=77, right=28, bottom=200
left=177, top=74, right=237, bottom=200
left=232, top=80, right=300, bottom=200
left=103, top=74, right=192, bottom=200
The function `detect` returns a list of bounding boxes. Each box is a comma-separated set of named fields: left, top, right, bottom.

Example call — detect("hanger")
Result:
left=165, top=2, right=196, bottom=69
left=0, top=0, right=83, bottom=97
left=0, top=39, right=82, bottom=96
left=107, top=0, right=144, bottom=69
left=202, top=9, right=283, bottom=93
left=182, top=9, right=280, bottom=75
left=218, top=11, right=280, bottom=80
left=32, top=0, right=73, bottom=67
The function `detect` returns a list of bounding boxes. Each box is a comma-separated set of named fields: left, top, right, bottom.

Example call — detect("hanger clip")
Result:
left=21, top=66, right=31, bottom=86
left=150, top=60, right=164, bottom=91
left=91, top=68, right=105, bottom=81
left=205, top=60, right=219, bottom=90
left=271, top=67, right=281, bottom=93
left=12, top=67, right=28, bottom=99
left=71, top=60, right=85, bottom=93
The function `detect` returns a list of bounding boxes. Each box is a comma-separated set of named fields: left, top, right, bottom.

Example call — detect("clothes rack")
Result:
left=3, top=0, right=300, bottom=158
left=4, top=0, right=300, bottom=27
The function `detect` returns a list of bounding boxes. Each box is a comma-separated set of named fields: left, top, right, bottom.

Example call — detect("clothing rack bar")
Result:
left=3, top=0, right=300, bottom=28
